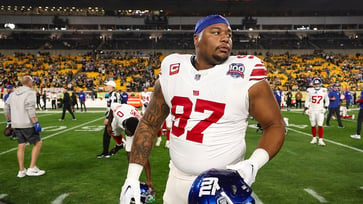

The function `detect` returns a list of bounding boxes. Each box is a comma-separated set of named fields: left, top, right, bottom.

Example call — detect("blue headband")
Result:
left=194, top=15, right=230, bottom=34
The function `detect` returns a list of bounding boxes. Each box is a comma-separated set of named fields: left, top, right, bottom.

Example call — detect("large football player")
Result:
left=107, top=103, right=154, bottom=191
left=304, top=78, right=330, bottom=146
left=120, top=15, right=285, bottom=204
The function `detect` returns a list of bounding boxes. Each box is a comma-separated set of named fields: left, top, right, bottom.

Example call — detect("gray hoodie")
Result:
left=4, top=86, right=37, bottom=128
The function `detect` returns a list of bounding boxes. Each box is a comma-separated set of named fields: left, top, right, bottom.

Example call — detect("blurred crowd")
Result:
left=1, top=51, right=362, bottom=101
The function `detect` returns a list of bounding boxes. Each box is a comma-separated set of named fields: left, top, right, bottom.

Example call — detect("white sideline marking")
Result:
left=51, top=193, right=69, bottom=204
left=0, top=113, right=59, bottom=124
left=288, top=128, right=363, bottom=153
left=0, top=194, right=8, bottom=199
left=304, top=188, right=328, bottom=203
left=252, top=192, right=264, bottom=204
left=0, top=117, right=104, bottom=156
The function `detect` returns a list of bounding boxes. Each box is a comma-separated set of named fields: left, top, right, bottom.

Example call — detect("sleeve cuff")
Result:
left=126, top=163, right=144, bottom=180
left=249, top=148, right=270, bottom=170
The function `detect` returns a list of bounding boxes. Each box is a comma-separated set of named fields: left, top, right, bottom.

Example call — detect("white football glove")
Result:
left=226, top=148, right=270, bottom=186
left=120, top=178, right=141, bottom=204
left=226, top=159, right=256, bottom=186
left=120, top=163, right=144, bottom=204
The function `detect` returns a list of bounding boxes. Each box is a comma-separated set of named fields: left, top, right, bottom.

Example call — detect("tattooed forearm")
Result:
left=130, top=80, right=170, bottom=165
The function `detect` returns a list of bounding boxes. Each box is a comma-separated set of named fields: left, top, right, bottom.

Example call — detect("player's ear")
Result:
left=193, top=34, right=200, bottom=47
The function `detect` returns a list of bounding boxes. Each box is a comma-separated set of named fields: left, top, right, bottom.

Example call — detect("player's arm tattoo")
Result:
left=131, top=80, right=170, bottom=165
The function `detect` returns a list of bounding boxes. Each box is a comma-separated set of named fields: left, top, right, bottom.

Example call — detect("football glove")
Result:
left=226, top=148, right=269, bottom=186
left=120, top=178, right=141, bottom=204
left=120, top=163, right=144, bottom=204
left=33, top=122, right=42, bottom=133
left=226, top=159, right=256, bottom=186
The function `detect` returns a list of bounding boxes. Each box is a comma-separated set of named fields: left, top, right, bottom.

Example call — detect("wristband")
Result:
left=126, top=163, right=143, bottom=180
left=248, top=148, right=270, bottom=171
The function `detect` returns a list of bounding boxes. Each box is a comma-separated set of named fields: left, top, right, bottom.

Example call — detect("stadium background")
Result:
left=0, top=0, right=363, bottom=204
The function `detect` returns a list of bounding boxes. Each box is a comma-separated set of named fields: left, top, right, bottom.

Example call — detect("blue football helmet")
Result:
left=312, top=78, right=322, bottom=90
left=131, top=182, right=155, bottom=204
left=188, top=169, right=255, bottom=204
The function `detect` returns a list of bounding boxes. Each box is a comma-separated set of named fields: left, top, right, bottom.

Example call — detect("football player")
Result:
left=332, top=106, right=354, bottom=120
left=120, top=15, right=285, bottom=204
left=141, top=88, right=152, bottom=115
left=304, top=78, right=329, bottom=146
left=107, top=102, right=153, bottom=190
left=97, top=80, right=121, bottom=158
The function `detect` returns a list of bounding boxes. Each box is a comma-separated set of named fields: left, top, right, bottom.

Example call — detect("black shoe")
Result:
left=97, top=153, right=110, bottom=158
left=110, top=144, right=124, bottom=155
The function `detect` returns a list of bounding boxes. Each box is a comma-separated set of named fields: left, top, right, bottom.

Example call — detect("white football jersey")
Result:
left=305, top=87, right=329, bottom=111
left=159, top=54, right=267, bottom=175
left=141, top=91, right=152, bottom=104
left=110, top=103, right=142, bottom=136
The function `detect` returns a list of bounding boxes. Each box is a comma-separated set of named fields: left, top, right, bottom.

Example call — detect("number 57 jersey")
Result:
left=159, top=54, right=267, bottom=175
left=305, top=87, right=329, bottom=111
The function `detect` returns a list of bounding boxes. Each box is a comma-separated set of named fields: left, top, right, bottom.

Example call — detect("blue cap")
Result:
left=194, top=14, right=230, bottom=34
left=6, top=84, right=13, bottom=89
left=333, top=83, right=339, bottom=87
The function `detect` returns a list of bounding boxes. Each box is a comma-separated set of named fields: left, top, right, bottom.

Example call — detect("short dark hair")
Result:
left=124, top=117, right=139, bottom=135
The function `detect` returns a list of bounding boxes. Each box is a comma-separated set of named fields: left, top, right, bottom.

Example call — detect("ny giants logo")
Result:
left=169, top=63, right=180, bottom=75
left=198, top=177, right=220, bottom=197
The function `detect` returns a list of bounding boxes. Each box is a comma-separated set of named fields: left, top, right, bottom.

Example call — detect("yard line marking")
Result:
left=0, top=117, right=104, bottom=156
left=360, top=186, right=363, bottom=190
left=285, top=149, right=298, bottom=155
left=304, top=188, right=328, bottom=203
left=288, top=128, right=363, bottom=153
left=51, top=193, right=69, bottom=204
left=0, top=194, right=8, bottom=199
left=252, top=192, right=264, bottom=204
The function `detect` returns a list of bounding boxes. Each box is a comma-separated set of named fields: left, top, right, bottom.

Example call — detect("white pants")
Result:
left=163, top=161, right=197, bottom=204
left=309, top=109, right=325, bottom=127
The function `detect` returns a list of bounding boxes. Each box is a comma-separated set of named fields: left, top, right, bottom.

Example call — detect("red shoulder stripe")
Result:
left=251, top=68, right=267, bottom=76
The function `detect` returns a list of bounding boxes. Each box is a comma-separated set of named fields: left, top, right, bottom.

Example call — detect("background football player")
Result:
left=106, top=102, right=154, bottom=190
left=332, top=105, right=355, bottom=120
left=304, top=78, right=329, bottom=146
left=141, top=88, right=152, bottom=115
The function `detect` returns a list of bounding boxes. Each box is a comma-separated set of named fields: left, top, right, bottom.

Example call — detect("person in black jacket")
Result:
left=36, top=91, right=42, bottom=110
left=59, top=88, right=76, bottom=121
left=42, top=91, right=47, bottom=110
left=71, top=91, right=78, bottom=112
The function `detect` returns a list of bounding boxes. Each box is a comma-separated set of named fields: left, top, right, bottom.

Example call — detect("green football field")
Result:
left=0, top=108, right=362, bottom=204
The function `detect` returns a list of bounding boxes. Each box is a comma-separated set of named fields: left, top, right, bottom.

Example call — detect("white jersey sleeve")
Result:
left=159, top=54, right=267, bottom=175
